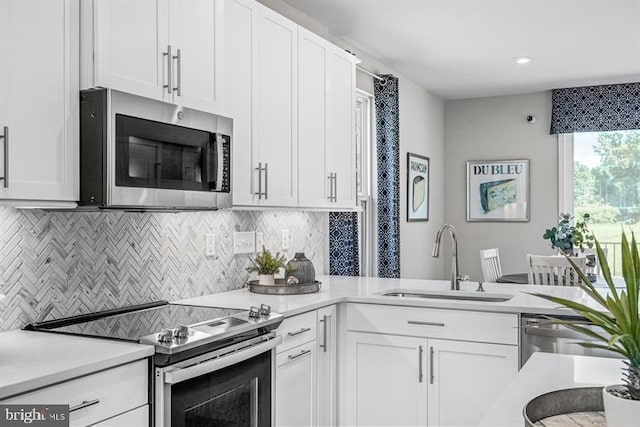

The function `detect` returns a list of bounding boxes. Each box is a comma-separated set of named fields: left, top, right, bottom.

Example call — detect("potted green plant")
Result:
left=246, top=246, right=287, bottom=285
left=532, top=232, right=640, bottom=426
left=543, top=212, right=595, bottom=255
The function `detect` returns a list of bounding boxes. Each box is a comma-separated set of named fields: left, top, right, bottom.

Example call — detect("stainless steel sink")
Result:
left=378, top=288, right=513, bottom=302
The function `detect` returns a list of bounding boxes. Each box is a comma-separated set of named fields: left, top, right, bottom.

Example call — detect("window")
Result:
left=560, top=130, right=640, bottom=274
left=356, top=90, right=374, bottom=276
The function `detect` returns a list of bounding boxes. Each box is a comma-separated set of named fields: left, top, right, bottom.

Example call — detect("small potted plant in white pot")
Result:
left=533, top=231, right=640, bottom=426
left=247, top=246, right=287, bottom=285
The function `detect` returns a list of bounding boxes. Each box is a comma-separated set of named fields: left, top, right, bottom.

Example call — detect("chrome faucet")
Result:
left=432, top=224, right=464, bottom=291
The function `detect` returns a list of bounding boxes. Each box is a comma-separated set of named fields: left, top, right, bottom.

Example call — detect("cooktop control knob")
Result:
left=248, top=306, right=261, bottom=319
left=259, top=304, right=271, bottom=317
left=158, top=328, right=174, bottom=343
left=175, top=325, right=190, bottom=339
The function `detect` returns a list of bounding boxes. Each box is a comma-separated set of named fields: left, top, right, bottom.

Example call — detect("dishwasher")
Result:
left=520, top=314, right=622, bottom=367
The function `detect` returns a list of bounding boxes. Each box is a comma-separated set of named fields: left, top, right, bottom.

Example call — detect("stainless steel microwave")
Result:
left=79, top=88, right=232, bottom=210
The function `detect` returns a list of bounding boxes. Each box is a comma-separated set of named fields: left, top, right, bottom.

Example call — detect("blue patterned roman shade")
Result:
left=550, top=82, right=640, bottom=134
left=375, top=75, right=401, bottom=278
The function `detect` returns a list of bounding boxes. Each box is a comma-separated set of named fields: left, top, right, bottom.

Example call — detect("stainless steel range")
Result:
left=26, top=301, right=283, bottom=427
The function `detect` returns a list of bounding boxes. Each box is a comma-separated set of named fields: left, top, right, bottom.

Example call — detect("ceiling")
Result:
left=282, top=0, right=640, bottom=99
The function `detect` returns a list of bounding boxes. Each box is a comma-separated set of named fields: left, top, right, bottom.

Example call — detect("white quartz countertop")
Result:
left=177, top=275, right=608, bottom=317
left=480, top=352, right=623, bottom=426
left=0, top=330, right=154, bottom=400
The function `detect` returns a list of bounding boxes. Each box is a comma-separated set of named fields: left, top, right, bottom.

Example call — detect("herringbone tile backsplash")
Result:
left=0, top=208, right=325, bottom=330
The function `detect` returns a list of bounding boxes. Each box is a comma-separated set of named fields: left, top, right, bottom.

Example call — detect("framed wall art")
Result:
left=407, top=153, right=429, bottom=221
left=467, top=159, right=529, bottom=222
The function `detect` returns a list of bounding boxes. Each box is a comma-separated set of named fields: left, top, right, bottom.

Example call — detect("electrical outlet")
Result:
left=281, top=229, right=290, bottom=250
left=255, top=232, right=264, bottom=252
left=205, top=233, right=216, bottom=257
left=234, top=231, right=256, bottom=254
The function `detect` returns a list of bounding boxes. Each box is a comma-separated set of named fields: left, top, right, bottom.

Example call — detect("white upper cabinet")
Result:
left=168, top=0, right=224, bottom=113
left=0, top=0, right=79, bottom=203
left=92, top=0, right=167, bottom=101
left=326, top=47, right=357, bottom=208
left=228, top=1, right=298, bottom=207
left=253, top=5, right=298, bottom=207
left=224, top=0, right=257, bottom=206
left=298, top=28, right=357, bottom=209
left=90, top=0, right=224, bottom=115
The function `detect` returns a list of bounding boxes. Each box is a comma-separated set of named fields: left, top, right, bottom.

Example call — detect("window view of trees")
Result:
left=574, top=130, right=640, bottom=273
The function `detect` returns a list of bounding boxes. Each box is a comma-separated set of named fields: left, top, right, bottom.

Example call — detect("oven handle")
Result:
left=164, top=335, right=282, bottom=385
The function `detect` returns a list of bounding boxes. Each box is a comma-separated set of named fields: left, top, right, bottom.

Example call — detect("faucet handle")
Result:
left=476, top=281, right=485, bottom=292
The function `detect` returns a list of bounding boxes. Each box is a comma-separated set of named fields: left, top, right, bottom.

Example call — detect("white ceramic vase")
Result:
left=603, top=385, right=640, bottom=427
left=258, top=274, right=275, bottom=285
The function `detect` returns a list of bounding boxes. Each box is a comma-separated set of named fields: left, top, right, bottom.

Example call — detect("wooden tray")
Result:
left=247, top=279, right=321, bottom=295
left=524, top=387, right=605, bottom=426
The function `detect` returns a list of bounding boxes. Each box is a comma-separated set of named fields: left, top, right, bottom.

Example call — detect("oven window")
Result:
left=115, top=114, right=222, bottom=192
left=171, top=350, right=271, bottom=427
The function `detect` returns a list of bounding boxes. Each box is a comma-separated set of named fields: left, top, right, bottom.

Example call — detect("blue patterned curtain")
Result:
left=375, top=75, right=400, bottom=278
left=550, top=82, right=640, bottom=134
left=328, top=212, right=360, bottom=276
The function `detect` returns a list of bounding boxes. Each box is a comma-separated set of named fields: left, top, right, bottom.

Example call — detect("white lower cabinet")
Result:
left=427, top=339, right=519, bottom=426
left=275, top=306, right=338, bottom=426
left=92, top=405, right=148, bottom=427
left=2, top=359, right=149, bottom=427
left=317, top=305, right=338, bottom=426
left=276, top=341, right=318, bottom=427
left=343, top=303, right=519, bottom=427
left=345, top=332, right=428, bottom=426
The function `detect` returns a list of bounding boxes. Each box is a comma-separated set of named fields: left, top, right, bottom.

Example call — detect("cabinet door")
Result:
left=326, top=47, right=357, bottom=209
left=0, top=0, right=78, bottom=202
left=254, top=5, right=298, bottom=207
left=317, top=305, right=337, bottom=427
left=298, top=28, right=329, bottom=208
left=168, top=0, right=224, bottom=114
left=276, top=341, right=317, bottom=427
left=94, top=0, right=168, bottom=102
left=346, top=332, right=427, bottom=426
left=427, top=339, right=518, bottom=427
left=225, top=0, right=257, bottom=206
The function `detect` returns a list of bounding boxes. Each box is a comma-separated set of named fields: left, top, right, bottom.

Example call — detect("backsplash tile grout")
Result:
left=0, top=208, right=325, bottom=330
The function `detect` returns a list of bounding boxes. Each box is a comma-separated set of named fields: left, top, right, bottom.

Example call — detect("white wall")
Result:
left=444, top=92, right=559, bottom=281
left=257, top=0, right=446, bottom=279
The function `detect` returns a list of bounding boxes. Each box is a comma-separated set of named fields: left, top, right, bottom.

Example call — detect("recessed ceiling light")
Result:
left=514, top=57, right=533, bottom=65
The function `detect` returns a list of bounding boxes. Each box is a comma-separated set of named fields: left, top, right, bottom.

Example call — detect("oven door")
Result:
left=155, top=334, right=281, bottom=427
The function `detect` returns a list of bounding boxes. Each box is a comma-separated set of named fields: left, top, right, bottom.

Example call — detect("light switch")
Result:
left=234, top=231, right=256, bottom=254
left=281, top=229, right=290, bottom=250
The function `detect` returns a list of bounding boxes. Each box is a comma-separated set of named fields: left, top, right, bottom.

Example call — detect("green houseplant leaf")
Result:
left=532, top=231, right=640, bottom=400
left=246, top=246, right=287, bottom=275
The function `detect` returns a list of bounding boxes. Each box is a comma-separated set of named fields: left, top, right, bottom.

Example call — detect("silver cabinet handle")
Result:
left=264, top=162, right=268, bottom=200
left=0, top=126, right=7, bottom=188
left=173, top=48, right=182, bottom=96
left=327, top=173, right=336, bottom=202
left=69, top=399, right=100, bottom=413
left=319, top=314, right=329, bottom=353
left=407, top=320, right=445, bottom=327
left=333, top=172, right=338, bottom=202
left=163, top=45, right=172, bottom=94
left=418, top=345, right=424, bottom=383
left=287, top=327, right=311, bottom=337
left=429, top=346, right=435, bottom=384
left=288, top=349, right=311, bottom=360
left=254, top=162, right=264, bottom=199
